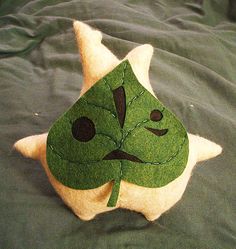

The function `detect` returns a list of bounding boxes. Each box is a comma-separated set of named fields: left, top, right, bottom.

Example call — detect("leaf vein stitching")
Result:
left=120, top=119, right=150, bottom=146
left=142, top=134, right=187, bottom=165
left=96, top=132, right=118, bottom=146
left=48, top=133, right=187, bottom=166
left=48, top=144, right=102, bottom=165
left=121, top=61, right=128, bottom=86
left=84, top=99, right=116, bottom=118
left=120, top=107, right=165, bottom=145
left=103, top=78, right=112, bottom=92
left=127, top=90, right=145, bottom=107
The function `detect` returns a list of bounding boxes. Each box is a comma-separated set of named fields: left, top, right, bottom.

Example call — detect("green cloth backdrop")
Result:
left=0, top=0, right=235, bottom=248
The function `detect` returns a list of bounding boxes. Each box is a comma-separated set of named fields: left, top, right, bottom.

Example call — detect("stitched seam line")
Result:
left=120, top=119, right=150, bottom=146
left=50, top=144, right=102, bottom=164
left=121, top=61, right=127, bottom=86
left=48, top=144, right=101, bottom=164
left=103, top=78, right=113, bottom=94
left=142, top=134, right=187, bottom=165
left=103, top=78, right=112, bottom=92
left=120, top=107, right=165, bottom=145
left=49, top=61, right=186, bottom=167
left=96, top=132, right=118, bottom=146
left=127, top=90, right=145, bottom=107
left=49, top=133, right=187, bottom=166
left=83, top=99, right=117, bottom=118
left=103, top=61, right=127, bottom=91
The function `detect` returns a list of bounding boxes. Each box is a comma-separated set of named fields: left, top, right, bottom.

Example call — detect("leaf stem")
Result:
left=107, top=178, right=121, bottom=207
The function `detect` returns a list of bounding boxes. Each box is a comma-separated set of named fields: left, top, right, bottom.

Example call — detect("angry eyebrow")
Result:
left=112, top=86, right=126, bottom=128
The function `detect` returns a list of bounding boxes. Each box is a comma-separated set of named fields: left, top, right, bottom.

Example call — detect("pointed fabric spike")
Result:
left=73, top=21, right=120, bottom=94
left=14, top=134, right=47, bottom=160
left=124, top=44, right=155, bottom=95
left=188, top=134, right=222, bottom=162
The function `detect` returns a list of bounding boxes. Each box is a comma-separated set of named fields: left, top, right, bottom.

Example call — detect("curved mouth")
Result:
left=103, top=149, right=143, bottom=163
left=145, top=127, right=168, bottom=136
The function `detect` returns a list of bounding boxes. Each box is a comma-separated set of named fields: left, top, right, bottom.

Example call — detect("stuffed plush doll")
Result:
left=14, top=21, right=222, bottom=221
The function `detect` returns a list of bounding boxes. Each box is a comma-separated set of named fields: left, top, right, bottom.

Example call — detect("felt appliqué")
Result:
left=46, top=60, right=189, bottom=207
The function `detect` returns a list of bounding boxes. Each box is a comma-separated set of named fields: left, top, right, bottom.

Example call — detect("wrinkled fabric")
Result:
left=0, top=1, right=235, bottom=248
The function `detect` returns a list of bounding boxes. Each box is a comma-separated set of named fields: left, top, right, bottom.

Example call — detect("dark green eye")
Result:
left=72, top=117, right=95, bottom=142
left=150, top=109, right=163, bottom=121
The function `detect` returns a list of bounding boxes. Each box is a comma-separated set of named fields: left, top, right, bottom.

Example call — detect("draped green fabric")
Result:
left=1, top=1, right=235, bottom=248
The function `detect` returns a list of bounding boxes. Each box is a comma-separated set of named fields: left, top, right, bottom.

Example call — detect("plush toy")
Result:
left=14, top=21, right=222, bottom=221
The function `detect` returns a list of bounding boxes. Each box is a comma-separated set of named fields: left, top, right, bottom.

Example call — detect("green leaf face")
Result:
left=46, top=60, right=189, bottom=207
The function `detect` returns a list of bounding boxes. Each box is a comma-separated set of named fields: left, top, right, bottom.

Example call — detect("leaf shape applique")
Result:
left=46, top=60, right=189, bottom=207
